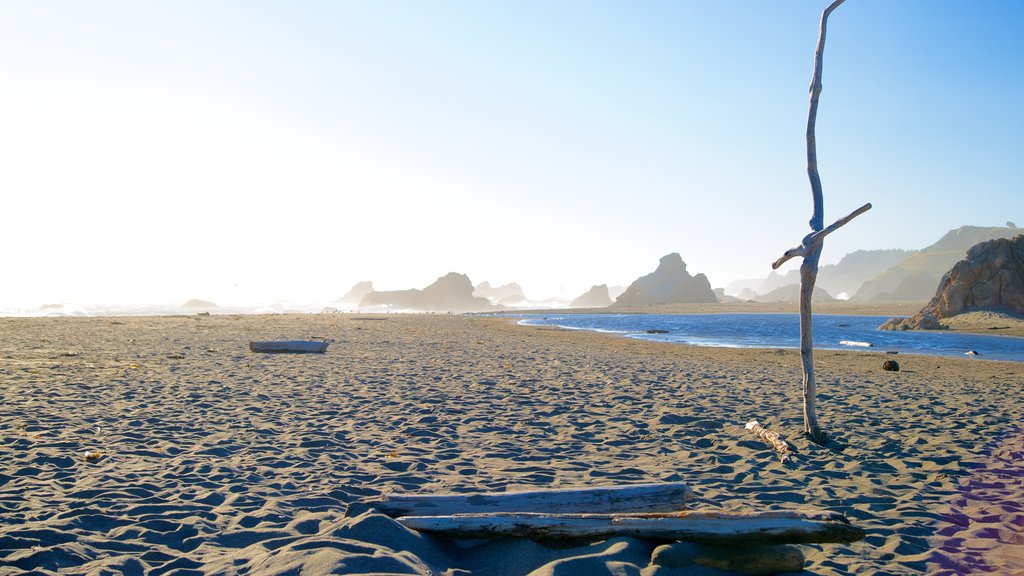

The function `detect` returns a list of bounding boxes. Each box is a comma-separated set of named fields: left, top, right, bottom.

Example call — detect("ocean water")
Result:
left=518, top=313, right=1024, bottom=362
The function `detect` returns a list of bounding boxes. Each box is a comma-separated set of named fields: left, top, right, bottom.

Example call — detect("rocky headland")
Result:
left=881, top=235, right=1024, bottom=334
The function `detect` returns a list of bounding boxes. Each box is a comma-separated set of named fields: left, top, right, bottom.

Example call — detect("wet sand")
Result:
left=2, top=313, right=1022, bottom=574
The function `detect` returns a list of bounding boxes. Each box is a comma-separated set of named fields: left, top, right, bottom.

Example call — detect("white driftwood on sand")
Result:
left=249, top=341, right=329, bottom=354
left=397, top=509, right=866, bottom=545
left=361, top=482, right=694, bottom=518
left=745, top=420, right=794, bottom=462
left=771, top=0, right=870, bottom=444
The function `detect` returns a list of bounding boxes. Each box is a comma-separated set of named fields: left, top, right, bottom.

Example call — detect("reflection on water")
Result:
left=519, top=314, right=1024, bottom=362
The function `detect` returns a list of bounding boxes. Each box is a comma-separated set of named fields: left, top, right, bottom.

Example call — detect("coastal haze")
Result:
left=2, top=1, right=1022, bottom=312
left=6, top=4, right=1024, bottom=575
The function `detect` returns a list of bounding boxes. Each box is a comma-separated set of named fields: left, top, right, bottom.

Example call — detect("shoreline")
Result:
left=500, top=300, right=1024, bottom=340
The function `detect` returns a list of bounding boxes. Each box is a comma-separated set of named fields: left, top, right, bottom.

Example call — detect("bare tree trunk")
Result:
left=800, top=0, right=844, bottom=443
left=799, top=249, right=822, bottom=440
left=798, top=0, right=839, bottom=440
left=774, top=0, right=873, bottom=445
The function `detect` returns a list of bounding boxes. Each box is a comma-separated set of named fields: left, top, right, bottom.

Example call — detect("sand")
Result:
left=2, top=313, right=1022, bottom=575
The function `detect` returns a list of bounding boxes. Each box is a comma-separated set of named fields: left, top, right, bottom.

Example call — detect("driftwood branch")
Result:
left=745, top=420, right=795, bottom=463
left=249, top=340, right=329, bottom=354
left=355, top=482, right=694, bottom=518
left=806, top=0, right=847, bottom=231
left=772, top=202, right=872, bottom=269
left=770, top=0, right=860, bottom=444
left=397, top=509, right=866, bottom=545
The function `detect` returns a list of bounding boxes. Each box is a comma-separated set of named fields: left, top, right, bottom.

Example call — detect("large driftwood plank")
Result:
left=249, top=340, right=329, bottom=354
left=397, top=509, right=866, bottom=545
left=360, top=482, right=694, bottom=518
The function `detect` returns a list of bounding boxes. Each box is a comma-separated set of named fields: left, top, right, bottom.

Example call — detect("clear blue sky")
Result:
left=1, top=1, right=1021, bottom=307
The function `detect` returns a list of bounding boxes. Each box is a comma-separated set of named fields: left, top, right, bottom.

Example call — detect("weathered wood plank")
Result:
left=249, top=340, right=329, bottom=354
left=397, top=509, right=866, bottom=545
left=358, top=482, right=694, bottom=518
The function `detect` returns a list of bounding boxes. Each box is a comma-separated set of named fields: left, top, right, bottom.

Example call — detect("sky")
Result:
left=1, top=0, right=1022, bottom=308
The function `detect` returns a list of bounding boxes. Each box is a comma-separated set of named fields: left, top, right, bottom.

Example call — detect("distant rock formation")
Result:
left=360, top=273, right=493, bottom=313
left=755, top=249, right=912, bottom=300
left=496, top=294, right=528, bottom=306
left=713, top=288, right=743, bottom=303
left=474, top=282, right=526, bottom=304
left=336, top=281, right=374, bottom=304
left=864, top=271, right=937, bottom=302
left=881, top=235, right=1024, bottom=331
left=182, top=299, right=216, bottom=308
left=571, top=285, right=612, bottom=308
left=614, top=254, right=717, bottom=306
left=751, top=284, right=835, bottom=304
left=855, top=225, right=1020, bottom=302
left=723, top=278, right=764, bottom=297
left=737, top=288, right=759, bottom=301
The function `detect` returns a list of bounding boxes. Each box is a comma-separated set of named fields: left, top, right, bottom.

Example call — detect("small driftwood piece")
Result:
left=249, top=340, right=329, bottom=354
left=357, top=482, right=694, bottom=518
left=397, top=509, right=865, bottom=545
left=745, top=421, right=795, bottom=463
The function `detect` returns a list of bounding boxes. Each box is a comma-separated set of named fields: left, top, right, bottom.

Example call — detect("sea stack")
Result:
left=360, top=273, right=493, bottom=313
left=614, top=253, right=717, bottom=306
left=571, top=285, right=613, bottom=308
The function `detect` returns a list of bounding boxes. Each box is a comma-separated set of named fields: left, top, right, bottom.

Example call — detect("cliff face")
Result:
left=570, top=285, right=612, bottom=308
left=614, top=253, right=717, bottom=306
left=880, top=235, right=1024, bottom=330
left=360, top=273, right=493, bottom=312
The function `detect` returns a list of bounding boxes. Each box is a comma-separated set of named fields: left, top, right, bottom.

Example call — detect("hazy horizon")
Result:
left=2, top=1, right=1021, bottom=310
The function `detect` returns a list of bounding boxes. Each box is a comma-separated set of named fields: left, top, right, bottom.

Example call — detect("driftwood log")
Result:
left=745, top=420, right=795, bottom=463
left=357, top=482, right=694, bottom=518
left=396, top=509, right=866, bottom=545
left=249, top=340, right=329, bottom=354
left=773, top=0, right=870, bottom=444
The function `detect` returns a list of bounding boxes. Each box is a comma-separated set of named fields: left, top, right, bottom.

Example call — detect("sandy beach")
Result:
left=2, top=313, right=1023, bottom=575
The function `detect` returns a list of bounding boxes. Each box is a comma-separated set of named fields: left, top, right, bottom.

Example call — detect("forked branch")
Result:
left=773, top=202, right=872, bottom=269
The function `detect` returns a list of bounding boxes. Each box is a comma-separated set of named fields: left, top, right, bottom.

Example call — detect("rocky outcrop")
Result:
left=881, top=235, right=1024, bottom=331
left=571, top=285, right=612, bottom=308
left=336, top=281, right=374, bottom=304
left=474, top=282, right=526, bottom=304
left=713, top=288, right=743, bottom=303
left=614, top=254, right=717, bottom=306
left=360, top=273, right=493, bottom=313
